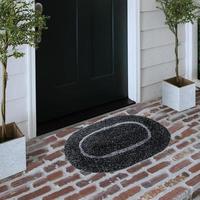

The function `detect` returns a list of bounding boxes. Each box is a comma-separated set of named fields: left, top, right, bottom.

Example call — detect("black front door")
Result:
left=36, top=0, right=128, bottom=128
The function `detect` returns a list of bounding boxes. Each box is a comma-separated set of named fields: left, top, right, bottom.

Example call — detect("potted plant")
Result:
left=0, top=0, right=47, bottom=180
left=156, top=0, right=200, bottom=111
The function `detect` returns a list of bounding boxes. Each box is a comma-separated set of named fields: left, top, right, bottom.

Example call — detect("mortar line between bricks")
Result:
left=133, top=184, right=168, bottom=200
left=40, top=163, right=81, bottom=200
left=174, top=137, right=197, bottom=151
left=12, top=162, right=74, bottom=199
left=107, top=180, right=143, bottom=200
left=108, top=184, right=139, bottom=200
left=118, top=171, right=151, bottom=188
left=135, top=155, right=198, bottom=197
left=152, top=186, right=191, bottom=200
left=87, top=181, right=109, bottom=200
left=120, top=171, right=183, bottom=200
left=12, top=169, right=59, bottom=199
left=136, top=173, right=192, bottom=200
left=50, top=165, right=82, bottom=190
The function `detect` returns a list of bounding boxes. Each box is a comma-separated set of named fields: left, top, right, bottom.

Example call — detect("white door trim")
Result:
left=27, top=0, right=141, bottom=139
left=127, top=0, right=141, bottom=103
left=27, top=46, right=37, bottom=139
left=185, top=22, right=198, bottom=80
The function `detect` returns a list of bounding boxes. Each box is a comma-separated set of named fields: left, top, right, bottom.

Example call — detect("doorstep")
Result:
left=0, top=91, right=200, bottom=200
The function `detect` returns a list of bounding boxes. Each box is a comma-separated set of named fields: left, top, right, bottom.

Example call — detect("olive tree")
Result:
left=0, top=0, right=47, bottom=142
left=156, top=0, right=200, bottom=84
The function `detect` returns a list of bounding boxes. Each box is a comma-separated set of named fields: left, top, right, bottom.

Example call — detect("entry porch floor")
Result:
left=0, top=91, right=200, bottom=200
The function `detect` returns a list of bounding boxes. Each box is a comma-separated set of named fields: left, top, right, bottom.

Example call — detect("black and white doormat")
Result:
left=64, top=115, right=171, bottom=172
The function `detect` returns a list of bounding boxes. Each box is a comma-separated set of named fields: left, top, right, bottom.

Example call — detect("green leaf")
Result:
left=0, top=0, right=48, bottom=62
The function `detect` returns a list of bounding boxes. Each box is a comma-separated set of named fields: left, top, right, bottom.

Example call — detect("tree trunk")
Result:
left=0, top=61, right=8, bottom=142
left=175, top=25, right=180, bottom=85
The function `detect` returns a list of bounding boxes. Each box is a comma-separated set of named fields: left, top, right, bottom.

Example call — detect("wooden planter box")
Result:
left=0, top=123, right=26, bottom=180
left=162, top=77, right=196, bottom=111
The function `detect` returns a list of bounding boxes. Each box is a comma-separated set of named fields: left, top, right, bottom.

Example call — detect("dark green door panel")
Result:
left=36, top=0, right=128, bottom=123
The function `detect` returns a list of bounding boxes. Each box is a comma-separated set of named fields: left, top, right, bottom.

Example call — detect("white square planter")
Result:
left=0, top=123, right=26, bottom=180
left=162, top=77, right=196, bottom=111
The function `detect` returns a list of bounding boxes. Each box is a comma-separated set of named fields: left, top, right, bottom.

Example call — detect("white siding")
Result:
left=140, top=0, right=186, bottom=102
left=0, top=45, right=29, bottom=137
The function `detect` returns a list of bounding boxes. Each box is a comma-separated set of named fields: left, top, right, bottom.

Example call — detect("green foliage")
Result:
left=0, top=0, right=47, bottom=63
left=0, top=0, right=47, bottom=142
left=156, top=0, right=200, bottom=34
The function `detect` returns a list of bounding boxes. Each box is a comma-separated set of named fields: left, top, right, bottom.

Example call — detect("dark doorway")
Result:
left=36, top=0, right=132, bottom=135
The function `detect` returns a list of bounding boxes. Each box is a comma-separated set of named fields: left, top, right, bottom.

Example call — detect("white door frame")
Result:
left=128, top=0, right=141, bottom=103
left=185, top=22, right=198, bottom=80
left=27, top=0, right=141, bottom=139
left=27, top=46, right=37, bottom=139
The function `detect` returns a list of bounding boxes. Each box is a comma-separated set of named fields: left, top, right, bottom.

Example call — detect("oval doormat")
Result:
left=64, top=115, right=171, bottom=172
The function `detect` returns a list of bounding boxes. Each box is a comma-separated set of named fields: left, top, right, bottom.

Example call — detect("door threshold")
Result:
left=37, top=98, right=135, bottom=136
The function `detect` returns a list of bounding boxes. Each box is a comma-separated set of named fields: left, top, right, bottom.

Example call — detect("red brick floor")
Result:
left=0, top=91, right=200, bottom=200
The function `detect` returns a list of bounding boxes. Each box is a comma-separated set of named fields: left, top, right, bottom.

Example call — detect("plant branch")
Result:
left=174, top=25, right=180, bottom=84
left=0, top=31, right=8, bottom=142
left=1, top=60, right=7, bottom=142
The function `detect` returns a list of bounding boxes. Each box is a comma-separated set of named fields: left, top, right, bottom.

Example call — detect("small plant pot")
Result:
left=162, top=77, right=196, bottom=111
left=0, top=123, right=26, bottom=180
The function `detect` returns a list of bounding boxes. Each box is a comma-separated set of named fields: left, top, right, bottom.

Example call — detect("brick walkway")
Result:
left=0, top=91, right=200, bottom=200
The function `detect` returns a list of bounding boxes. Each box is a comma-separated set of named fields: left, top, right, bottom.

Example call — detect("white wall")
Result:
left=140, top=0, right=186, bottom=102
left=0, top=45, right=29, bottom=138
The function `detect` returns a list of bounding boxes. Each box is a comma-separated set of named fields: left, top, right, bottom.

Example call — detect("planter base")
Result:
left=0, top=123, right=26, bottom=180
left=162, top=77, right=196, bottom=112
